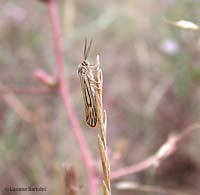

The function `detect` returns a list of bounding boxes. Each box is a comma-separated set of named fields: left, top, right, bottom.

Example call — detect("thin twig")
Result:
left=0, top=84, right=52, bottom=95
left=2, top=87, right=55, bottom=174
left=46, top=1, right=97, bottom=194
left=2, top=92, right=33, bottom=122
left=115, top=181, right=188, bottom=195
left=111, top=122, right=200, bottom=180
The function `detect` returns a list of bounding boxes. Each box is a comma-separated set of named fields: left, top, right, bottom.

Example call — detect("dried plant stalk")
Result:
left=63, top=164, right=79, bottom=195
left=93, top=55, right=111, bottom=195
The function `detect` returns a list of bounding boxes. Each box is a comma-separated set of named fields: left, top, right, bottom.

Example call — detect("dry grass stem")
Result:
left=93, top=55, right=111, bottom=195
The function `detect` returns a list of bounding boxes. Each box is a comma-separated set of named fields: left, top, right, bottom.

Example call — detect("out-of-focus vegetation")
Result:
left=0, top=0, right=200, bottom=195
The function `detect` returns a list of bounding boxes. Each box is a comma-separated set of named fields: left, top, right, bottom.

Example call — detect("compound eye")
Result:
left=78, top=67, right=86, bottom=74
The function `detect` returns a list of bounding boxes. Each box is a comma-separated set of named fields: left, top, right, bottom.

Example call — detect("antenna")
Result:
left=83, top=38, right=93, bottom=60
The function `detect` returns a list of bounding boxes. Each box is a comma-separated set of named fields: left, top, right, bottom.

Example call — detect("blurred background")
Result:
left=0, top=0, right=200, bottom=194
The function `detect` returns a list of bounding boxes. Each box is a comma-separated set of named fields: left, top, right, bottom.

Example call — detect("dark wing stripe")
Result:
left=79, top=69, right=97, bottom=127
left=84, top=76, right=97, bottom=127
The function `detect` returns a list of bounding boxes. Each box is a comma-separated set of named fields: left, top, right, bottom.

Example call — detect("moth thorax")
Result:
left=82, top=60, right=88, bottom=66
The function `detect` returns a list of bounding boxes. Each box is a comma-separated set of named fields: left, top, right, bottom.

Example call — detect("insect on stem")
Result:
left=78, top=39, right=97, bottom=128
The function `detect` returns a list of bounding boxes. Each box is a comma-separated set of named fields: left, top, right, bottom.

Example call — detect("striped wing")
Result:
left=79, top=68, right=97, bottom=127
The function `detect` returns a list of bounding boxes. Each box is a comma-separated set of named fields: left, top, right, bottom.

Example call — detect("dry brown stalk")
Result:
left=93, top=55, right=111, bottom=195
left=115, top=181, right=188, bottom=195
left=0, top=83, right=33, bottom=122
left=0, top=83, right=56, bottom=174
left=111, top=122, right=200, bottom=180
left=63, top=164, right=79, bottom=195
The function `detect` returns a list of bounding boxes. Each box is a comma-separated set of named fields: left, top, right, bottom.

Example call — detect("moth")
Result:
left=78, top=39, right=97, bottom=127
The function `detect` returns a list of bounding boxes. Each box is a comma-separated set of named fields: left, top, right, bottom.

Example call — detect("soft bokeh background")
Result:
left=0, top=0, right=200, bottom=194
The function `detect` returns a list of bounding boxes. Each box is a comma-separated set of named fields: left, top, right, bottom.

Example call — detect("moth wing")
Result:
left=79, top=72, right=97, bottom=127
